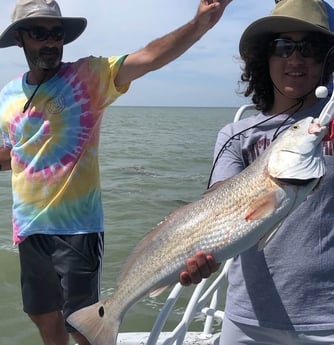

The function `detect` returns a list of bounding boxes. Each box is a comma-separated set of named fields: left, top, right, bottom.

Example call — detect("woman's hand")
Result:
left=179, top=251, right=220, bottom=286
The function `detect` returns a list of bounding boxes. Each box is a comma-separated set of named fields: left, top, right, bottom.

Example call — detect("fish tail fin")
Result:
left=67, top=301, right=120, bottom=345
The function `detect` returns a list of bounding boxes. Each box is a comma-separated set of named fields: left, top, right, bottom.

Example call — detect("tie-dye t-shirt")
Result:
left=0, top=55, right=129, bottom=245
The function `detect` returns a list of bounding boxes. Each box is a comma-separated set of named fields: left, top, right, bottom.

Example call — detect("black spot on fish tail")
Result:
left=98, top=306, right=104, bottom=318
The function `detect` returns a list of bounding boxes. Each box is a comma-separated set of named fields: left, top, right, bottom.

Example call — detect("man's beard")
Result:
left=29, top=47, right=63, bottom=70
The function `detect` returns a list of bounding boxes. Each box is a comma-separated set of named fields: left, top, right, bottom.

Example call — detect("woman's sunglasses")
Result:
left=19, top=26, right=65, bottom=42
left=269, top=38, right=322, bottom=59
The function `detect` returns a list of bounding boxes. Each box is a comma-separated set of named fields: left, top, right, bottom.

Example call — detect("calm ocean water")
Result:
left=0, top=106, right=237, bottom=345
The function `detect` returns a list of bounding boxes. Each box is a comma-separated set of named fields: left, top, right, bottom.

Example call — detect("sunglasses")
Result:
left=20, top=26, right=65, bottom=42
left=269, top=38, right=322, bottom=59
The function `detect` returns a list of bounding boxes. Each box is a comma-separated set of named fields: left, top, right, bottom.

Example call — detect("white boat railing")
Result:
left=233, top=104, right=256, bottom=122
left=147, top=259, right=232, bottom=345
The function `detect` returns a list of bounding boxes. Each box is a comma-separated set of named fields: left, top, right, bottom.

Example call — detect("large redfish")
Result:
left=67, top=116, right=327, bottom=345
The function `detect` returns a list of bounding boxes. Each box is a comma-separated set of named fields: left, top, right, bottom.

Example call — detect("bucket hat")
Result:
left=239, top=0, right=334, bottom=57
left=0, top=0, right=87, bottom=48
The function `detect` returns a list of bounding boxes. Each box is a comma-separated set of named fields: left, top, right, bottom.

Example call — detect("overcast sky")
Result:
left=0, top=0, right=323, bottom=108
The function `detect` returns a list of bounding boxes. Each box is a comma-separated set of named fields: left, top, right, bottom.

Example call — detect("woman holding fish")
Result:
left=181, top=0, right=334, bottom=344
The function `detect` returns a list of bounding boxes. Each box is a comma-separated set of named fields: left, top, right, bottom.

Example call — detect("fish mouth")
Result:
left=308, top=118, right=327, bottom=135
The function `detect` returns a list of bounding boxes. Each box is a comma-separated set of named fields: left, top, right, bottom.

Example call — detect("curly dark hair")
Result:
left=240, top=33, right=334, bottom=113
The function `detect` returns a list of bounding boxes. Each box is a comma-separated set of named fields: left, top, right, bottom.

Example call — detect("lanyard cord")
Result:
left=19, top=31, right=49, bottom=113
left=206, top=99, right=304, bottom=189
left=22, top=70, right=48, bottom=113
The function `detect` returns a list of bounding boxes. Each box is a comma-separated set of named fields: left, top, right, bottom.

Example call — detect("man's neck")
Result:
left=27, top=67, right=59, bottom=85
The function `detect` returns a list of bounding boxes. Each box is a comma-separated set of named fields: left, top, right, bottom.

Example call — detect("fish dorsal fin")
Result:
left=257, top=223, right=282, bottom=251
left=149, top=285, right=171, bottom=298
left=244, top=190, right=278, bottom=221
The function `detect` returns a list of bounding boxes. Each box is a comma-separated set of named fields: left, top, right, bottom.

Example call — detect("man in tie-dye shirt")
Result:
left=0, top=0, right=233, bottom=344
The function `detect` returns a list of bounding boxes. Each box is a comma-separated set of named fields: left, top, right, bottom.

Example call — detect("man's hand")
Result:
left=179, top=251, right=220, bottom=286
left=195, top=0, right=233, bottom=31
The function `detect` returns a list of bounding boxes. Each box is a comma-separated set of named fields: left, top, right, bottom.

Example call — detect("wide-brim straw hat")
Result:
left=0, top=0, right=87, bottom=48
left=239, top=0, right=334, bottom=58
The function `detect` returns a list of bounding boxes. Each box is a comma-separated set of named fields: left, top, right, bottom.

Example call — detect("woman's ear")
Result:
left=14, top=31, right=23, bottom=47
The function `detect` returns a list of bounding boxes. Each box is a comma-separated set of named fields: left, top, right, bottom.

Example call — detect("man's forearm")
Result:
left=114, top=0, right=232, bottom=86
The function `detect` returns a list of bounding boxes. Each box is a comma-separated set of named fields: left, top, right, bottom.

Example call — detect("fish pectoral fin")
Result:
left=257, top=223, right=282, bottom=251
left=244, top=191, right=278, bottom=221
left=149, top=285, right=172, bottom=298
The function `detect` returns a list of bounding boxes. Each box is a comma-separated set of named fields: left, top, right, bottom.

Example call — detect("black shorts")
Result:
left=18, top=233, right=104, bottom=332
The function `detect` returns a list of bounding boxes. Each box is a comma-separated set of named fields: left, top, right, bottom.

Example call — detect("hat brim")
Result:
left=0, top=16, right=87, bottom=48
left=239, top=16, right=334, bottom=57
